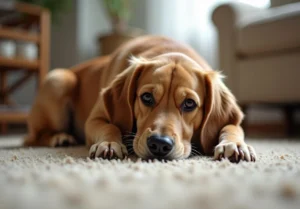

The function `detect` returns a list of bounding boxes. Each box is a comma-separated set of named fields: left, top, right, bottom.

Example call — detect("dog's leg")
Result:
left=24, top=69, right=78, bottom=147
left=213, top=125, right=256, bottom=162
left=85, top=104, right=128, bottom=160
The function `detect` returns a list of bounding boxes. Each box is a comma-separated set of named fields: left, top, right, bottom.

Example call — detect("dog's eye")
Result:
left=181, top=99, right=197, bottom=112
left=141, top=92, right=155, bottom=107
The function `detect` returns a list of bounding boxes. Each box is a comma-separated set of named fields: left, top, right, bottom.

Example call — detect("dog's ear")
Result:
left=100, top=59, right=145, bottom=134
left=200, top=71, right=244, bottom=155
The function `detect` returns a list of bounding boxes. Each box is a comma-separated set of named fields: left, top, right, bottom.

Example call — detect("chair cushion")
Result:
left=237, top=3, right=300, bottom=56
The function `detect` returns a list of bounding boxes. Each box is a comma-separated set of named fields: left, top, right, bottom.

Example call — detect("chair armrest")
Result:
left=213, top=2, right=300, bottom=30
left=212, top=2, right=263, bottom=29
left=240, top=2, right=300, bottom=28
left=212, top=2, right=300, bottom=93
left=211, top=2, right=262, bottom=91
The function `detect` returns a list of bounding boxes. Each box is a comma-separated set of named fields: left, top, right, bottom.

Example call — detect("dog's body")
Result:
left=25, top=35, right=256, bottom=161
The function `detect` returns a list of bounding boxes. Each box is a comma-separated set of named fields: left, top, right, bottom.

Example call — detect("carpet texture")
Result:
left=0, top=135, right=300, bottom=209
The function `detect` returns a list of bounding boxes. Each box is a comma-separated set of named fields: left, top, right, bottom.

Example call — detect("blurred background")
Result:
left=0, top=0, right=299, bottom=138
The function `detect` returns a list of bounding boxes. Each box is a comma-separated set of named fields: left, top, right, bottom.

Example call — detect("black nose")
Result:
left=147, top=135, right=174, bottom=157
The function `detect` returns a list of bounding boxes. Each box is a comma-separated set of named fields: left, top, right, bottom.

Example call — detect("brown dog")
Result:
left=24, top=35, right=256, bottom=162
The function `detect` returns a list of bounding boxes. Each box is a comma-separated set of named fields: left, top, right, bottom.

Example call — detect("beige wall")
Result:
left=51, top=1, right=79, bottom=69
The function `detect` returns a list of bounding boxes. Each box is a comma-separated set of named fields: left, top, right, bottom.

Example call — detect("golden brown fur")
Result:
left=25, top=35, right=256, bottom=162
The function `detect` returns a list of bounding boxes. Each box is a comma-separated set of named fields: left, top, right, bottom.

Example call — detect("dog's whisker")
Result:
left=191, top=152, right=198, bottom=157
left=191, top=149, right=202, bottom=156
left=123, top=139, right=133, bottom=141
left=123, top=132, right=137, bottom=137
left=191, top=148, right=202, bottom=154
left=124, top=133, right=140, bottom=137
left=123, top=141, right=133, bottom=144
left=122, top=134, right=137, bottom=138
left=124, top=131, right=136, bottom=134
left=191, top=145, right=199, bottom=149
left=122, top=137, right=135, bottom=140
left=189, top=153, right=197, bottom=158
left=126, top=146, right=133, bottom=149
left=191, top=149, right=201, bottom=155
left=123, top=135, right=136, bottom=138
left=125, top=146, right=133, bottom=149
left=190, top=143, right=202, bottom=156
left=189, top=152, right=195, bottom=157
left=191, top=148, right=201, bottom=153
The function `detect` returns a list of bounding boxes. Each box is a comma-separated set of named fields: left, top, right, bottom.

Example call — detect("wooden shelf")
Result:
left=0, top=27, right=40, bottom=43
left=0, top=2, right=50, bottom=134
left=0, top=105, right=29, bottom=122
left=0, top=2, right=46, bottom=16
left=0, top=56, right=39, bottom=70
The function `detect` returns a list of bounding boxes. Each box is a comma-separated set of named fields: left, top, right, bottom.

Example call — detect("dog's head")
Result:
left=101, top=53, right=243, bottom=160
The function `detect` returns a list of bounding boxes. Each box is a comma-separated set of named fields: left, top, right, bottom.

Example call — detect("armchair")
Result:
left=212, top=1, right=300, bottom=136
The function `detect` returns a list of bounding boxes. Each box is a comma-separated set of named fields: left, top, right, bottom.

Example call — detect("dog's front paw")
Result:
left=50, top=133, right=77, bottom=147
left=89, top=141, right=128, bottom=160
left=214, top=142, right=256, bottom=162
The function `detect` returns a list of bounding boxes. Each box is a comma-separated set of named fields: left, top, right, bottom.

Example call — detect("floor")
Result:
left=0, top=135, right=300, bottom=209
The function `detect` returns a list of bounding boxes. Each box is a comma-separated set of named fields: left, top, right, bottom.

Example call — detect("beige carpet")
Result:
left=0, top=135, right=300, bottom=209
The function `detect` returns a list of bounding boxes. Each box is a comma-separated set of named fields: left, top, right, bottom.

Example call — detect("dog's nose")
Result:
left=147, top=135, right=174, bottom=157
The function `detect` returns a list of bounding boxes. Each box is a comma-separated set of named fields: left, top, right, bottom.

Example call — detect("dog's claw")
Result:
left=103, top=149, right=109, bottom=158
left=235, top=150, right=239, bottom=162
left=90, top=152, right=95, bottom=159
left=214, top=142, right=256, bottom=163
left=219, top=154, right=224, bottom=161
left=109, top=149, right=114, bottom=159
left=89, top=141, right=128, bottom=160
left=250, top=154, right=256, bottom=162
left=239, top=148, right=245, bottom=160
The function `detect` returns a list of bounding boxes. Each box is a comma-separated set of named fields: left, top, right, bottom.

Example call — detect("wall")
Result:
left=77, top=0, right=110, bottom=62
left=51, top=1, right=79, bottom=69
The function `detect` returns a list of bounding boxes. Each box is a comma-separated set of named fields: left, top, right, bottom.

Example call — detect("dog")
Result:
left=24, top=35, right=256, bottom=162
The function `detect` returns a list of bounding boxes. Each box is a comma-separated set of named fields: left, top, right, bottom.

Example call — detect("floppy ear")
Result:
left=101, top=62, right=143, bottom=134
left=200, top=71, right=244, bottom=155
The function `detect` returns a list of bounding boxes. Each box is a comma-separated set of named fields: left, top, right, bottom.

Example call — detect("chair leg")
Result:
left=0, top=71, right=5, bottom=103
left=0, top=124, right=7, bottom=134
left=0, top=71, right=8, bottom=134
left=284, top=106, right=295, bottom=137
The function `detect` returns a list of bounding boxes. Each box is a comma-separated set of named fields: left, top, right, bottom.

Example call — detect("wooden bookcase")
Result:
left=0, top=2, right=50, bottom=133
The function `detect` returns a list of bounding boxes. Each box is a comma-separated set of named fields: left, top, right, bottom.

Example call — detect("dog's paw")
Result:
left=89, top=141, right=128, bottom=160
left=214, top=142, right=256, bottom=162
left=50, top=133, right=77, bottom=147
